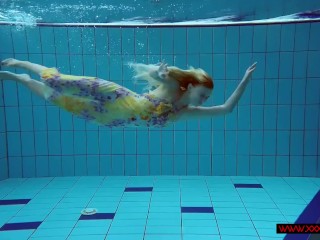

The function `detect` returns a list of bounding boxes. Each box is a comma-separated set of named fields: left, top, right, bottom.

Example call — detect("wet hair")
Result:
left=129, top=63, right=214, bottom=93
left=167, top=66, right=214, bottom=93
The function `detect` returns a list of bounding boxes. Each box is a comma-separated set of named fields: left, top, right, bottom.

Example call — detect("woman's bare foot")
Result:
left=1, top=58, right=20, bottom=67
left=0, top=71, right=31, bottom=82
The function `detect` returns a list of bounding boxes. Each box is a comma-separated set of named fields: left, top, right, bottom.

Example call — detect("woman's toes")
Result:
left=0, top=71, right=30, bottom=81
left=1, top=58, right=18, bottom=67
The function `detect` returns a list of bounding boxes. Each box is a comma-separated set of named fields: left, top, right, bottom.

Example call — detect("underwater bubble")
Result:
left=0, top=9, right=41, bottom=31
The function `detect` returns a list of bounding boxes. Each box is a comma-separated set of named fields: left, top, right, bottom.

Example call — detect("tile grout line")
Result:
left=142, top=176, right=155, bottom=240
left=2, top=177, right=56, bottom=235
left=205, top=176, right=222, bottom=240
left=230, top=177, right=262, bottom=240
left=103, top=176, right=132, bottom=239
left=64, top=176, right=106, bottom=239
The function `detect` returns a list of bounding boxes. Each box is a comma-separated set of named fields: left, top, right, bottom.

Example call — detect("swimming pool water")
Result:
left=0, top=1, right=320, bottom=240
left=0, top=23, right=319, bottom=179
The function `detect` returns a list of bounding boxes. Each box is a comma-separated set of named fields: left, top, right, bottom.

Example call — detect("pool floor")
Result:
left=0, top=176, right=319, bottom=240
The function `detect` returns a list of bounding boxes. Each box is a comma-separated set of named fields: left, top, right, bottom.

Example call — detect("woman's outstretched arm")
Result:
left=178, top=62, right=257, bottom=120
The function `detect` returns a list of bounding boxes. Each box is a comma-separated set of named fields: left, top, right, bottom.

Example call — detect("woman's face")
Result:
left=187, top=85, right=212, bottom=106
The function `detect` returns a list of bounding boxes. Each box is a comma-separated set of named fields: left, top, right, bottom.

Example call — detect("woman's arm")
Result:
left=177, top=62, right=257, bottom=120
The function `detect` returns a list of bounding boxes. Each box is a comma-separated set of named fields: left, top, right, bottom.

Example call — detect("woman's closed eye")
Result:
left=201, top=94, right=209, bottom=100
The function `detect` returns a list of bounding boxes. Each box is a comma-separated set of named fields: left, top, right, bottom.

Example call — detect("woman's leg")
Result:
left=1, top=58, right=48, bottom=76
left=0, top=71, right=53, bottom=99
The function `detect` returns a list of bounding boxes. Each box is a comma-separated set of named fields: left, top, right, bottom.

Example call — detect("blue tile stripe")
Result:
left=0, top=199, right=31, bottom=205
left=124, top=187, right=153, bottom=192
left=79, top=213, right=115, bottom=220
left=234, top=184, right=263, bottom=188
left=284, top=190, right=320, bottom=240
left=181, top=207, right=214, bottom=213
left=0, top=222, right=42, bottom=231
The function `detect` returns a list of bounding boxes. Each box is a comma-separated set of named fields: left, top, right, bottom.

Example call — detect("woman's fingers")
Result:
left=159, top=63, right=168, bottom=72
left=246, top=62, right=257, bottom=74
left=249, top=62, right=257, bottom=70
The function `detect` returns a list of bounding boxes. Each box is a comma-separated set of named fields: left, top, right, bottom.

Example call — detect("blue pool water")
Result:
left=1, top=0, right=320, bottom=24
left=0, top=0, right=320, bottom=239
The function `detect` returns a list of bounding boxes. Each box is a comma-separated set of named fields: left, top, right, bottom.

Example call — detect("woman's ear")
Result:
left=187, top=83, right=194, bottom=91
left=180, top=86, right=187, bottom=91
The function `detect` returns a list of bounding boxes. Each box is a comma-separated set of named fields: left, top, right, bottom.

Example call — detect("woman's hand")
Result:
left=222, top=62, right=257, bottom=113
left=241, top=62, right=257, bottom=85
left=245, top=62, right=257, bottom=77
left=179, top=62, right=258, bottom=119
left=148, top=62, right=169, bottom=82
left=157, top=62, right=168, bottom=80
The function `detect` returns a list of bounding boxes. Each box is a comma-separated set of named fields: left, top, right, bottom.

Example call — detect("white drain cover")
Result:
left=81, top=208, right=97, bottom=215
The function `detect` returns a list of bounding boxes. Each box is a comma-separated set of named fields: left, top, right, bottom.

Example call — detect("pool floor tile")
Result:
left=0, top=199, right=31, bottom=205
left=144, top=235, right=181, bottom=240
left=105, top=235, right=144, bottom=240
left=0, top=221, right=42, bottom=231
left=75, top=219, right=112, bottom=228
left=182, top=219, right=217, bottom=227
left=234, top=184, right=263, bottom=188
left=0, top=176, right=318, bottom=240
left=31, top=228, right=72, bottom=238
left=39, top=220, right=77, bottom=229
left=216, top=220, right=254, bottom=228
left=147, top=218, right=181, bottom=226
left=67, top=235, right=106, bottom=240
left=0, top=230, right=34, bottom=240
left=220, top=236, right=261, bottom=240
left=112, top=219, right=146, bottom=227
left=70, top=226, right=109, bottom=235
left=219, top=227, right=258, bottom=236
left=146, top=226, right=181, bottom=234
left=183, top=235, right=220, bottom=240
left=182, top=226, right=219, bottom=235
left=108, top=226, right=145, bottom=235
left=79, top=213, right=115, bottom=220
left=181, top=207, right=214, bottom=213
left=125, top=187, right=153, bottom=192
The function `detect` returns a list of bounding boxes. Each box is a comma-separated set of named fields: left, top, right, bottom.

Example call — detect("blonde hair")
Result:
left=167, top=66, right=214, bottom=92
left=129, top=63, right=214, bottom=93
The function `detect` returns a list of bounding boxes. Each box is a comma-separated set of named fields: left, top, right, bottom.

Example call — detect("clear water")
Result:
left=1, top=0, right=320, bottom=26
left=0, top=0, right=320, bottom=240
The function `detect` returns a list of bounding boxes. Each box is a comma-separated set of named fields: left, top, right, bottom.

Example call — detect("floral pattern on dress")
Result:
left=41, top=68, right=179, bottom=128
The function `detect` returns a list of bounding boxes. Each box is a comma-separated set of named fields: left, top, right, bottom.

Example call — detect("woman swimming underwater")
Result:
left=0, top=58, right=256, bottom=127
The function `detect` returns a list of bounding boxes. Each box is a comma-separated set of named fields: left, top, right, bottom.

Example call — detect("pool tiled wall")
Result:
left=0, top=80, right=8, bottom=180
left=0, top=22, right=319, bottom=177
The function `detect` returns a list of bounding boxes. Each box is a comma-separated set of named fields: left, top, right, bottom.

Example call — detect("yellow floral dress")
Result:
left=41, top=68, right=179, bottom=127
